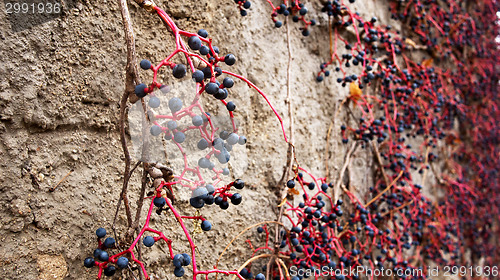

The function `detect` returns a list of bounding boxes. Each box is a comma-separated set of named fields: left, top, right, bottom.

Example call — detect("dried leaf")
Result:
left=288, top=188, right=300, bottom=196
left=277, top=197, right=287, bottom=207
left=422, top=58, right=433, bottom=67
left=349, top=82, right=362, bottom=101
left=405, top=38, right=417, bottom=48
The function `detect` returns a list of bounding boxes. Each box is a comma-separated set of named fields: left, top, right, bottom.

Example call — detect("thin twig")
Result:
left=371, top=141, right=390, bottom=186
left=113, top=161, right=141, bottom=231
left=265, top=257, right=274, bottom=280
left=325, top=98, right=348, bottom=180
left=277, top=17, right=296, bottom=189
left=276, top=258, right=290, bottom=280
left=364, top=171, right=404, bottom=208
left=127, top=163, right=149, bottom=241
left=381, top=199, right=414, bottom=217
left=334, top=142, right=358, bottom=201
left=272, top=19, right=295, bottom=280
left=230, top=254, right=272, bottom=280
left=48, top=169, right=74, bottom=192
left=116, top=0, right=141, bottom=241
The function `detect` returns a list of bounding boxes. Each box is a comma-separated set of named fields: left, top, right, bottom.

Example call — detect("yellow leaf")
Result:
left=405, top=38, right=417, bottom=48
left=278, top=197, right=287, bottom=207
left=422, top=58, right=433, bottom=67
left=288, top=188, right=300, bottom=196
left=349, top=82, right=362, bottom=101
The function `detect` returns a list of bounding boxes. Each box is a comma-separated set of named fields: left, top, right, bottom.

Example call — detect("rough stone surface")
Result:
left=0, top=1, right=438, bottom=279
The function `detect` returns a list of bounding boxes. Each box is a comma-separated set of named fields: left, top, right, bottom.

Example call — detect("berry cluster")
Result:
left=83, top=228, right=127, bottom=277
left=312, top=0, right=499, bottom=274
left=189, top=178, right=245, bottom=210
left=83, top=181, right=248, bottom=279
left=227, top=0, right=498, bottom=279
left=235, top=0, right=315, bottom=35
left=135, top=30, right=246, bottom=186
left=131, top=4, right=288, bottom=192
left=234, top=0, right=252, bottom=16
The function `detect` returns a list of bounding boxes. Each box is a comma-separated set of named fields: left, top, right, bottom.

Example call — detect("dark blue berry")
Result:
left=173, top=254, right=184, bottom=268
left=255, top=273, right=265, bottom=280
left=214, top=88, right=229, bottom=100
left=135, top=83, right=148, bottom=98
left=277, top=4, right=286, bottom=13
left=223, top=77, right=234, bottom=88
left=225, top=54, right=236, bottom=66
left=168, top=97, right=183, bottom=113
left=201, top=220, right=212, bottom=231
left=204, top=194, right=215, bottom=204
left=226, top=101, right=236, bottom=111
left=173, top=64, right=187, bottom=79
left=202, top=67, right=212, bottom=79
left=197, top=139, right=209, bottom=150
left=93, top=248, right=103, bottom=258
left=143, top=236, right=155, bottom=247
left=220, top=200, right=229, bottom=210
left=96, top=228, right=106, bottom=238
left=214, top=67, right=222, bottom=76
left=104, top=237, right=115, bottom=248
left=116, top=257, right=129, bottom=269
left=84, top=257, right=95, bottom=268
left=181, top=253, right=191, bottom=266
left=231, top=193, right=242, bottom=205
left=192, top=115, right=203, bottom=126
left=243, top=1, right=251, bottom=9
left=197, top=29, right=208, bottom=38
left=240, top=268, right=249, bottom=278
left=174, top=131, right=186, bottom=143
left=200, top=45, right=210, bottom=55
left=192, top=70, right=204, bottom=83
left=154, top=197, right=166, bottom=208
left=98, top=251, right=109, bottom=262
left=140, top=59, right=152, bottom=70
left=174, top=266, right=185, bottom=277
left=205, top=82, right=219, bottom=95
left=104, top=265, right=116, bottom=276
left=287, top=180, right=295, bottom=188
left=214, top=196, right=223, bottom=205
left=188, top=36, right=202, bottom=50
left=190, top=197, right=205, bottom=208
left=234, top=179, right=245, bottom=189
